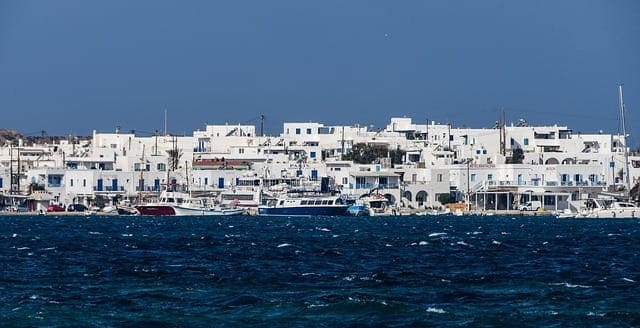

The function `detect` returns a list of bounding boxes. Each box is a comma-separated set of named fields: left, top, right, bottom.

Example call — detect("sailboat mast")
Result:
left=138, top=144, right=145, bottom=205
left=618, top=83, right=631, bottom=194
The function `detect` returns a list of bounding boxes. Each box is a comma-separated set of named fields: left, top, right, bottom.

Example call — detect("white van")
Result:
left=518, top=201, right=542, bottom=211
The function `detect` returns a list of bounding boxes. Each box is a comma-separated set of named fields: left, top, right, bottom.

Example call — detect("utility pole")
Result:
left=260, top=114, right=265, bottom=137
left=164, top=109, right=168, bottom=136
left=499, top=109, right=506, bottom=156
left=467, top=159, right=471, bottom=212
left=9, top=146, right=13, bottom=194
left=341, top=126, right=345, bottom=161
left=425, top=118, right=429, bottom=141
left=16, top=145, right=21, bottom=194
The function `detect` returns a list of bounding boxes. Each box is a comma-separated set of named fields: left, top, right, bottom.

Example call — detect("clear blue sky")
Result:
left=1, top=0, right=639, bottom=144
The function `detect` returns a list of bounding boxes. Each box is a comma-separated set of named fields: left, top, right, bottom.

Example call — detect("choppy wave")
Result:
left=1, top=214, right=639, bottom=326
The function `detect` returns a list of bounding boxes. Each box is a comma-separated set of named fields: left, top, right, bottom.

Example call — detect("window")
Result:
left=487, top=174, right=493, bottom=181
left=524, top=138, right=529, bottom=146
left=83, top=179, right=86, bottom=187
left=574, top=174, right=582, bottom=183
left=70, top=179, right=74, bottom=187
left=310, top=151, right=316, bottom=158
left=471, top=174, right=476, bottom=182
left=437, top=174, right=443, bottom=182
left=134, top=163, right=141, bottom=171
left=295, top=128, right=301, bottom=135
left=157, top=163, right=166, bottom=171
left=306, top=128, right=312, bottom=134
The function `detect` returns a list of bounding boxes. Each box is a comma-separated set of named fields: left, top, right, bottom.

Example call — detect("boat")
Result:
left=135, top=190, right=188, bottom=215
left=258, top=195, right=349, bottom=216
left=136, top=190, right=244, bottom=216
left=574, top=198, right=639, bottom=219
left=173, top=198, right=244, bottom=216
left=554, top=208, right=576, bottom=219
left=346, top=201, right=367, bottom=216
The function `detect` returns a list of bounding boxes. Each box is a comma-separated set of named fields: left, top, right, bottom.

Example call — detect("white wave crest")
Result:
left=277, top=243, right=292, bottom=248
left=429, top=232, right=447, bottom=237
left=426, top=307, right=447, bottom=314
left=549, top=282, right=591, bottom=289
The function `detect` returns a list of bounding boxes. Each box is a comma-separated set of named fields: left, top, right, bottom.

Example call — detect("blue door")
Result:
left=112, top=179, right=118, bottom=191
left=218, top=177, right=224, bottom=189
left=154, top=179, right=160, bottom=191
left=97, top=179, right=103, bottom=191
left=311, top=169, right=318, bottom=181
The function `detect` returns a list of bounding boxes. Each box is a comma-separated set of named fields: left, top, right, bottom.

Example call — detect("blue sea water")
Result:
left=1, top=215, right=639, bottom=327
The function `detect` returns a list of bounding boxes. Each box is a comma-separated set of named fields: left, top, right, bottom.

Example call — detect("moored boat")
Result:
left=574, top=198, right=639, bottom=219
left=135, top=191, right=187, bottom=216
left=258, top=195, right=349, bottom=216
left=173, top=201, right=244, bottom=216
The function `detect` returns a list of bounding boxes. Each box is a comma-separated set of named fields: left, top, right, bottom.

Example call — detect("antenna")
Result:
left=164, top=109, right=168, bottom=136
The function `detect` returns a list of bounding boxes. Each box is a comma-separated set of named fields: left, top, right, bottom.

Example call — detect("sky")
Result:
left=1, top=0, right=639, bottom=145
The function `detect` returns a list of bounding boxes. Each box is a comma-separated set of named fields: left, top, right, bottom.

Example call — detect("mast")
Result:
left=138, top=144, right=145, bottom=205
left=618, top=83, right=631, bottom=194
left=185, top=160, right=191, bottom=198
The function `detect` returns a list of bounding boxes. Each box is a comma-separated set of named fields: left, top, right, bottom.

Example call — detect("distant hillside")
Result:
left=0, top=129, right=21, bottom=145
left=0, top=129, right=90, bottom=146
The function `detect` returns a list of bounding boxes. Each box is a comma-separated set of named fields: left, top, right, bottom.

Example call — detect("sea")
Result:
left=1, top=215, right=639, bottom=327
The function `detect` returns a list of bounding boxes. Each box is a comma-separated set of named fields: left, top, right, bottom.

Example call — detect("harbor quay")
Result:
left=0, top=116, right=638, bottom=215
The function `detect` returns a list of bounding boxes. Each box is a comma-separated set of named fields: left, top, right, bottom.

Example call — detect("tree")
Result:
left=437, top=193, right=455, bottom=205
left=166, top=148, right=183, bottom=171
left=342, top=143, right=386, bottom=164
left=507, top=148, right=525, bottom=164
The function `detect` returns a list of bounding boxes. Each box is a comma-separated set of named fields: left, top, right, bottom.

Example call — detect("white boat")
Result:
left=137, top=190, right=243, bottom=216
left=575, top=198, right=639, bottom=219
left=555, top=209, right=576, bottom=219
left=173, top=203, right=244, bottom=216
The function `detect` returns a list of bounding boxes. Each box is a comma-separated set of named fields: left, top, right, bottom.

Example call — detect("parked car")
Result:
left=518, top=201, right=542, bottom=211
left=67, top=204, right=88, bottom=212
left=47, top=204, right=65, bottom=212
left=12, top=205, right=30, bottom=212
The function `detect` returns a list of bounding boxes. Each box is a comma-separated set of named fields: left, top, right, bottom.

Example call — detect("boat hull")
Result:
left=258, top=205, right=349, bottom=217
left=135, top=205, right=176, bottom=216
left=576, top=210, right=639, bottom=219
left=173, top=205, right=244, bottom=216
